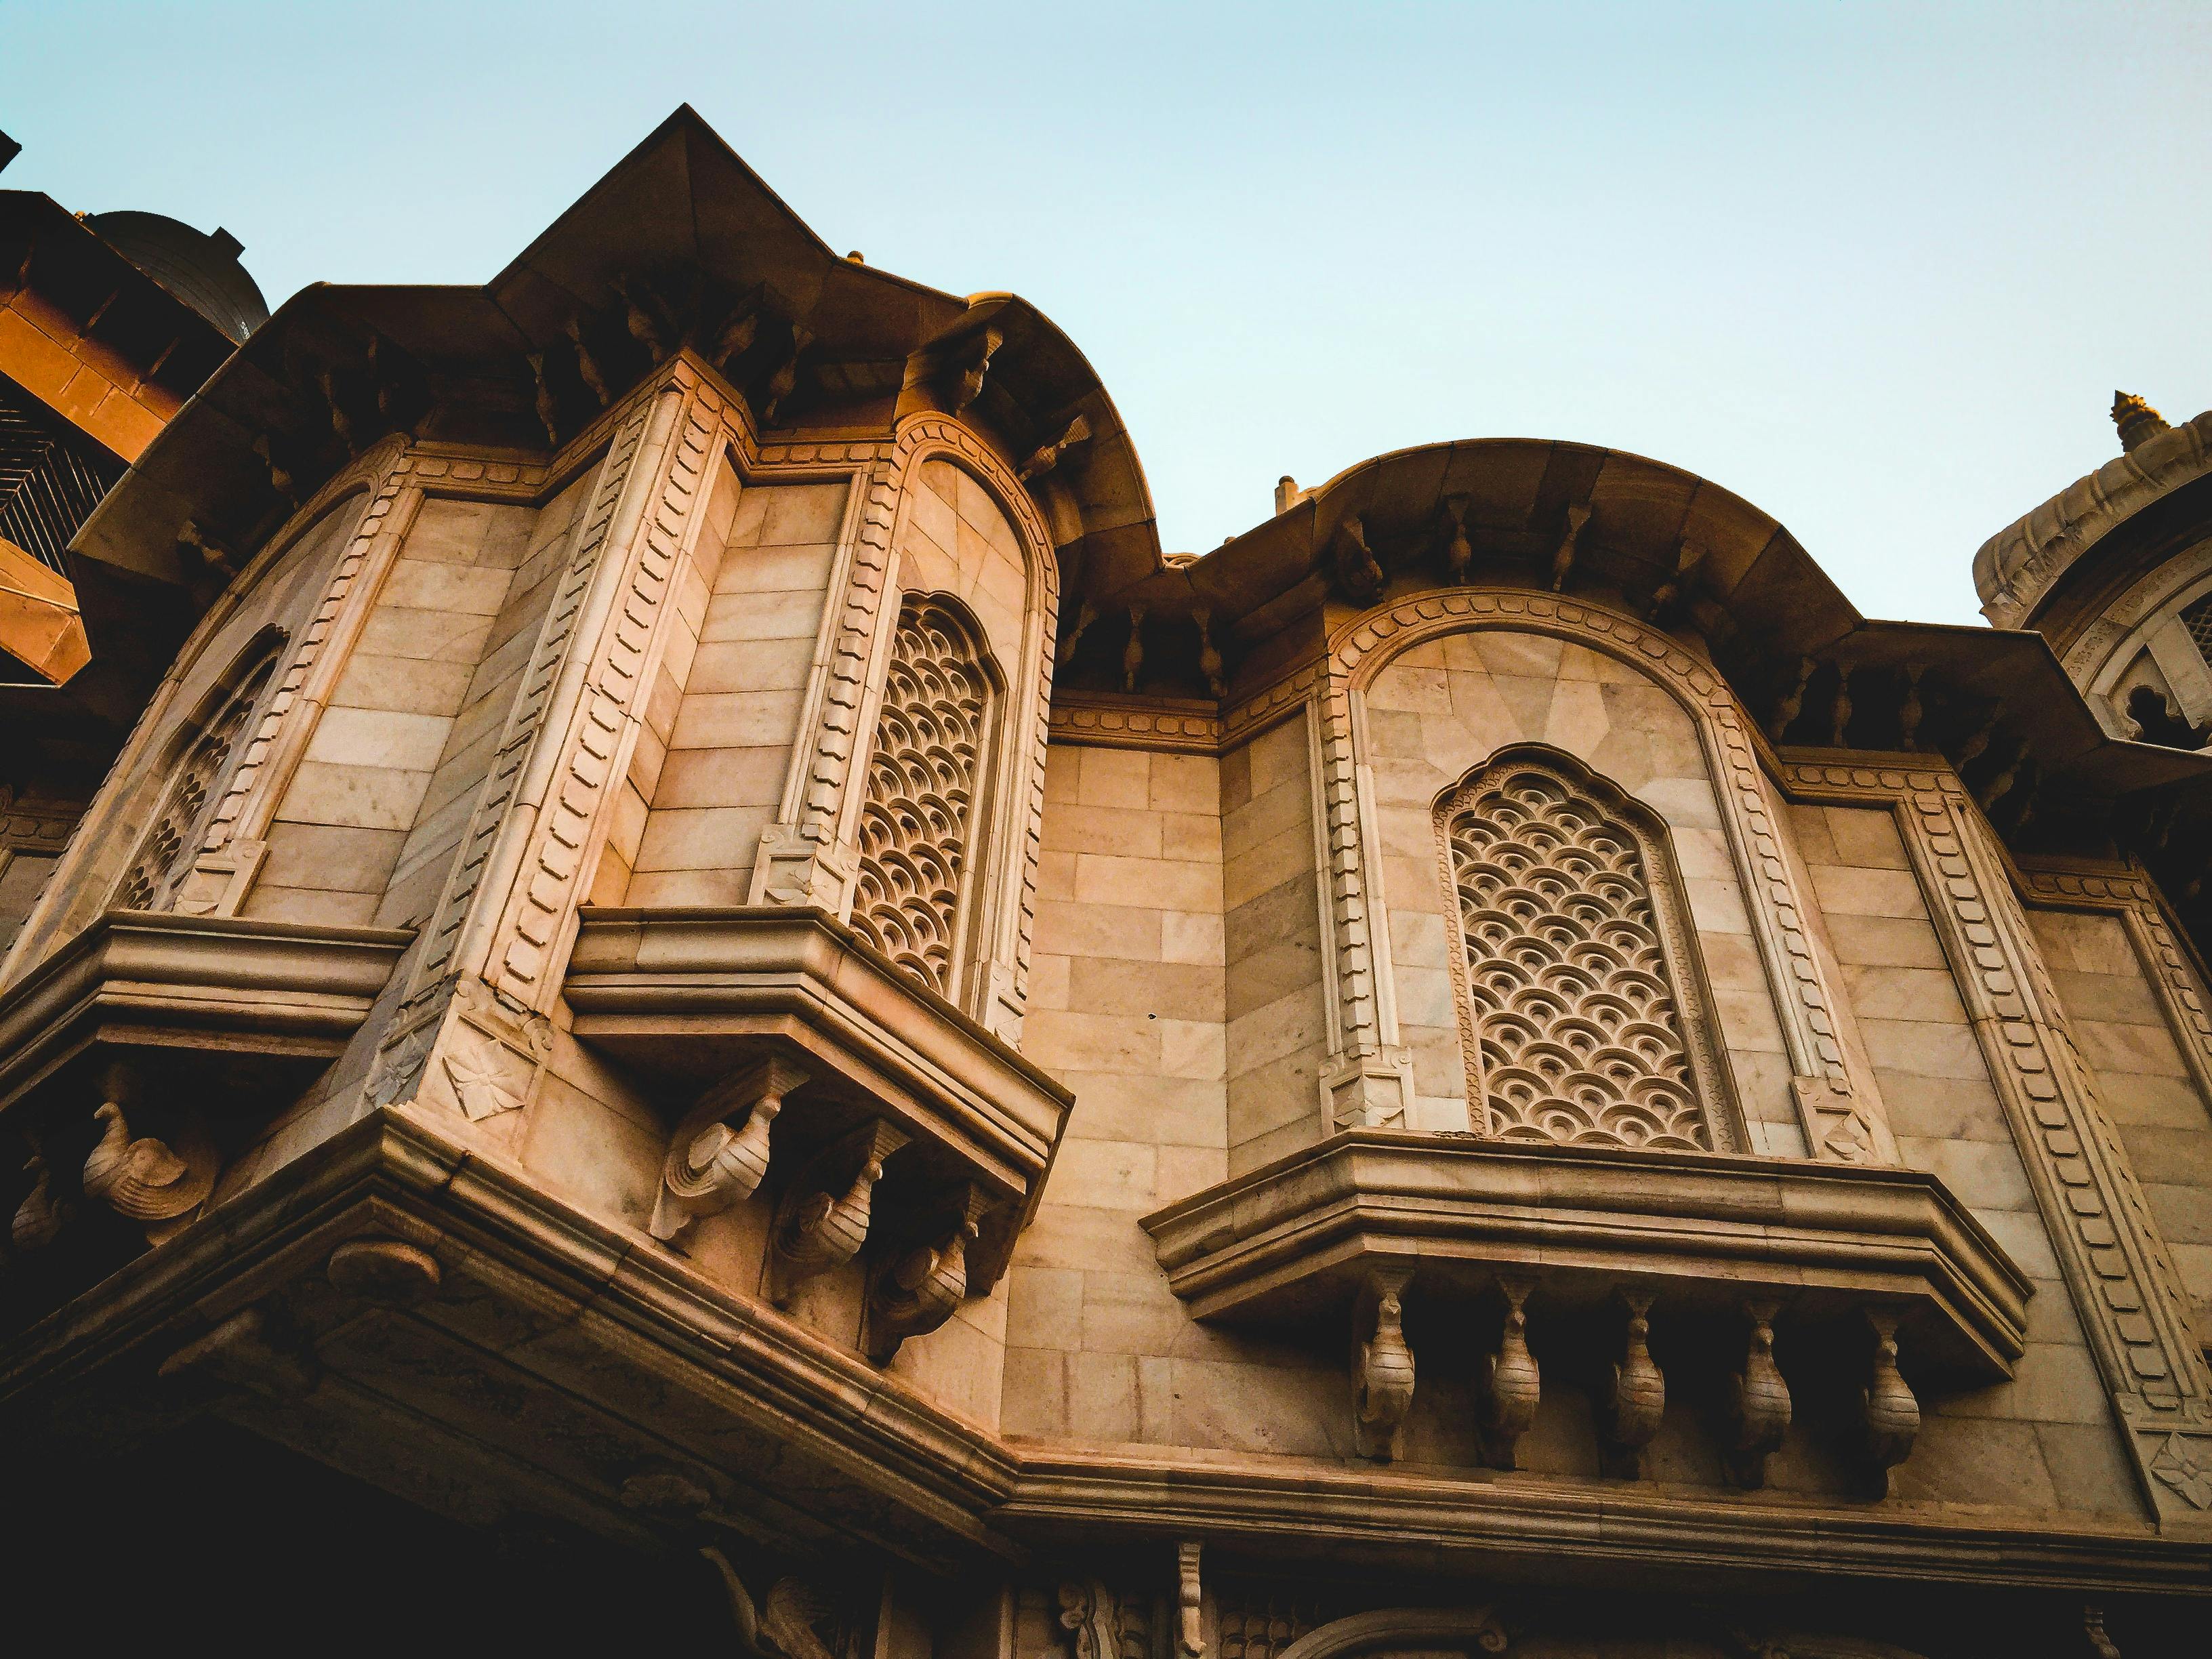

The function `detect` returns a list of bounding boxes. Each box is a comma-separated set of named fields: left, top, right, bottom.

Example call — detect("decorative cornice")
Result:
left=3, top=1105, right=2205, bottom=1593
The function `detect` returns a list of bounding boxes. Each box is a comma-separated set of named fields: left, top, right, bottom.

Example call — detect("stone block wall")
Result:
left=1223, top=712, right=1328, bottom=1175
left=619, top=470, right=839, bottom=906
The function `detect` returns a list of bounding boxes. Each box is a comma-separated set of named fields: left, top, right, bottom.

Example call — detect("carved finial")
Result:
left=1551, top=503, right=1592, bottom=592
left=1122, top=605, right=1146, bottom=693
left=1828, top=663, right=1854, bottom=747
left=1599, top=1288, right=1665, bottom=1479
left=1767, top=656, right=1814, bottom=745
left=1057, top=598, right=1097, bottom=669
left=1726, top=1300, right=1791, bottom=1488
left=1353, top=1267, right=1416, bottom=1460
left=2112, top=390, right=2169, bottom=453
left=525, top=352, right=560, bottom=447
left=1479, top=1276, right=1541, bottom=1469
left=11, top=1150, right=71, bottom=1252
left=650, top=1059, right=802, bottom=1246
left=1330, top=514, right=1384, bottom=603
left=315, top=368, right=356, bottom=455
left=1019, top=413, right=1091, bottom=482
left=1274, top=475, right=1302, bottom=516
left=1860, top=1307, right=1919, bottom=1494
left=1439, top=495, right=1473, bottom=585
left=565, top=317, right=611, bottom=407
left=1897, top=665, right=1925, bottom=752
left=766, top=1120, right=907, bottom=1305
left=1194, top=606, right=1227, bottom=699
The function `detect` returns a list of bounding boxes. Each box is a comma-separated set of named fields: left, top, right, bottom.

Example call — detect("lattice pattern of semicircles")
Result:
left=112, top=661, right=271, bottom=912
left=851, top=596, right=989, bottom=994
left=1445, top=758, right=1710, bottom=1150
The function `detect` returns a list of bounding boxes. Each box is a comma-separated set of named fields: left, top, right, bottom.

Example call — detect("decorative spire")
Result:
left=2112, top=390, right=2169, bottom=453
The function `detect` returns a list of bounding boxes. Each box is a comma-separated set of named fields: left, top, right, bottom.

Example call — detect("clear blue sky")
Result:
left=5, top=1, right=2206, bottom=623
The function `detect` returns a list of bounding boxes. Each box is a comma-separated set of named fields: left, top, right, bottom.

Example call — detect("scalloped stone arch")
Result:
left=1319, top=588, right=1888, bottom=1164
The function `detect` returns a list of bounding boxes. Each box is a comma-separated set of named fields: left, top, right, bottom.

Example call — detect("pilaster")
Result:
left=1788, top=760, right=2212, bottom=1528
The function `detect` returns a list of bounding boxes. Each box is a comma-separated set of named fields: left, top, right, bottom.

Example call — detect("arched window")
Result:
left=849, top=596, right=994, bottom=996
left=112, top=645, right=280, bottom=914
left=1436, top=747, right=1736, bottom=1151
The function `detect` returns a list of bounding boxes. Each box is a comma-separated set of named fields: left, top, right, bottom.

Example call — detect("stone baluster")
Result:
left=1352, top=1265, right=1417, bottom=1461
left=1479, top=1275, right=1541, bottom=1469
left=1860, top=1306, right=1921, bottom=1494
left=1598, top=1288, right=1665, bottom=1479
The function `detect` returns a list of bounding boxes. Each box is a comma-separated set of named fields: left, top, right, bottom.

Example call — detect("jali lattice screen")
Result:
left=851, top=596, right=991, bottom=994
left=1438, top=748, right=1727, bottom=1151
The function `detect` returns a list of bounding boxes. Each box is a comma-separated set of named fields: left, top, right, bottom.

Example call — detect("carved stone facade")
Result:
left=1, top=114, right=2209, bottom=1655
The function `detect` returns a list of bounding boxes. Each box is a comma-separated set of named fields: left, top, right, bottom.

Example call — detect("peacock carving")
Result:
left=1439, top=749, right=1721, bottom=1151
left=81, top=1100, right=217, bottom=1233
left=849, top=596, right=990, bottom=996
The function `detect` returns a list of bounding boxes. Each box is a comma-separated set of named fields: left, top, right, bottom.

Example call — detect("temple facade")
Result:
left=2, top=110, right=2209, bottom=1654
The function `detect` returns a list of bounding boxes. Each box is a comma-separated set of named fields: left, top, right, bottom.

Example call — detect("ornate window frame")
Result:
left=109, top=626, right=288, bottom=915
left=1435, top=743, right=1744, bottom=1152
left=813, top=417, right=1059, bottom=1039
left=1308, top=589, right=1892, bottom=1163
left=848, top=591, right=1002, bottom=1000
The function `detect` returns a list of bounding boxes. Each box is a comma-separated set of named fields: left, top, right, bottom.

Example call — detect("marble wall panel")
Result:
left=623, top=468, right=837, bottom=905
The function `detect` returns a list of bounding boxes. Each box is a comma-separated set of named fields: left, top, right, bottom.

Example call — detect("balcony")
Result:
left=1143, top=1131, right=2031, bottom=1488
left=565, top=906, right=1073, bottom=1354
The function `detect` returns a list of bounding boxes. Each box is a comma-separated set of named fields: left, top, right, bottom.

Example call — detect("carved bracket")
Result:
left=1176, top=1541, right=1204, bottom=1659
left=1479, top=1275, right=1541, bottom=1470
left=1598, top=1288, right=1665, bottom=1479
left=1353, top=1265, right=1417, bottom=1461
left=862, top=1180, right=989, bottom=1363
left=1726, top=1298, right=1791, bottom=1489
left=765, top=1120, right=908, bottom=1306
left=649, top=1057, right=806, bottom=1245
left=80, top=1068, right=218, bottom=1245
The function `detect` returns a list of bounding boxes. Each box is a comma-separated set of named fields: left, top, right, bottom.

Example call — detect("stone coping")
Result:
left=0, top=909, right=413, bottom=1112
left=567, top=904, right=1073, bottom=1203
left=5, top=1107, right=2203, bottom=1593
left=1141, top=1131, right=2032, bottom=1380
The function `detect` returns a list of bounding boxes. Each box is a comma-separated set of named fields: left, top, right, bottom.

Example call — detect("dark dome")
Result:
left=87, top=209, right=269, bottom=344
